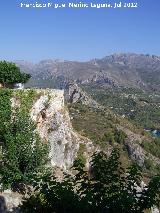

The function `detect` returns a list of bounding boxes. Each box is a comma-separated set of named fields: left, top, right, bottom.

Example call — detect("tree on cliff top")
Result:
left=0, top=60, right=31, bottom=87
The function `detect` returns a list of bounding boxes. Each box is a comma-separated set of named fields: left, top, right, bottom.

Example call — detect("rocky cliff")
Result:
left=0, top=88, right=94, bottom=211
left=10, top=89, right=93, bottom=170
left=1, top=87, right=160, bottom=212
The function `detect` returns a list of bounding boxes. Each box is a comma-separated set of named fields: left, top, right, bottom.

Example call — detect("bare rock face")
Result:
left=11, top=89, right=91, bottom=170
left=151, top=207, right=160, bottom=213
left=10, top=89, right=93, bottom=170
left=68, top=83, right=102, bottom=109
left=0, top=190, right=21, bottom=212
left=29, top=89, right=93, bottom=170
left=125, top=138, right=160, bottom=169
left=1, top=89, right=93, bottom=212
left=126, top=142, right=145, bottom=167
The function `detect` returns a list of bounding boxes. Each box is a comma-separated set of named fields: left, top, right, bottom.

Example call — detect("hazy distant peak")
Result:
left=15, top=53, right=160, bottom=92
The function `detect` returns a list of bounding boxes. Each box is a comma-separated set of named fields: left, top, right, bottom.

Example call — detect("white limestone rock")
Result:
left=29, top=89, right=91, bottom=170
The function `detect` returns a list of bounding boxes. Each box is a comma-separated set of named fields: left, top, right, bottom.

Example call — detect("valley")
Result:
left=0, top=54, right=160, bottom=212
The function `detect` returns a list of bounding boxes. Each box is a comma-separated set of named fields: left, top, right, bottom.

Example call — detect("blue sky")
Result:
left=0, top=0, right=160, bottom=62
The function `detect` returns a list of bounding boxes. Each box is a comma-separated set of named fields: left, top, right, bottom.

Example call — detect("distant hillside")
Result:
left=15, top=53, right=160, bottom=91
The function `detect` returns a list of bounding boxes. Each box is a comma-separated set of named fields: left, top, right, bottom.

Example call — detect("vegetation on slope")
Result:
left=20, top=149, right=160, bottom=213
left=0, top=89, right=49, bottom=191
left=83, top=86, right=160, bottom=130
left=68, top=102, right=160, bottom=175
left=68, top=102, right=147, bottom=146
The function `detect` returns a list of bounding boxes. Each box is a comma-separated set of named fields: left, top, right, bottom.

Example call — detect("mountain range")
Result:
left=15, top=53, right=160, bottom=91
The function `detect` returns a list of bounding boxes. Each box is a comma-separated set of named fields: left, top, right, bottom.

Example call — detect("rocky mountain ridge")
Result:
left=15, top=53, right=160, bottom=91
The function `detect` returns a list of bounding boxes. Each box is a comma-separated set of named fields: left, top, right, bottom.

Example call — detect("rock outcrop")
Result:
left=11, top=89, right=94, bottom=170
left=0, top=190, right=21, bottom=212
left=1, top=88, right=94, bottom=212
left=67, top=83, right=102, bottom=109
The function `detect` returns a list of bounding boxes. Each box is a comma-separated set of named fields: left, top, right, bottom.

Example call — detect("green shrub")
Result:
left=20, top=149, right=160, bottom=213
left=76, top=144, right=87, bottom=165
left=141, top=139, right=160, bottom=159
left=144, top=159, right=154, bottom=170
left=0, top=112, right=49, bottom=191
